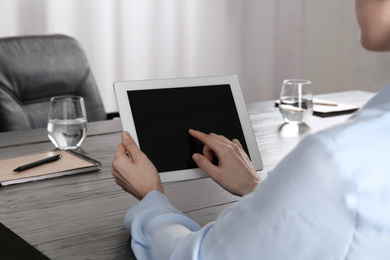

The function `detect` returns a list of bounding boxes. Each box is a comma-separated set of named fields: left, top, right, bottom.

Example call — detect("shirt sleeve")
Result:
left=125, top=134, right=356, bottom=260
left=124, top=190, right=205, bottom=260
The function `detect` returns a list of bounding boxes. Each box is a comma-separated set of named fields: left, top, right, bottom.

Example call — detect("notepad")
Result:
left=275, top=98, right=360, bottom=117
left=0, top=150, right=101, bottom=186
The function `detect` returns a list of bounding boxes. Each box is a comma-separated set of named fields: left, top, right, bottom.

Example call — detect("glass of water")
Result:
left=279, top=79, right=313, bottom=124
left=47, top=96, right=87, bottom=149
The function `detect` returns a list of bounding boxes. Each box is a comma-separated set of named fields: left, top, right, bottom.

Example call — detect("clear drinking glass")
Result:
left=47, top=96, right=87, bottom=149
left=279, top=79, right=313, bottom=124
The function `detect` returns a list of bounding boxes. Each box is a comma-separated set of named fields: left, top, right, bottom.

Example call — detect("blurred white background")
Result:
left=1, top=0, right=390, bottom=113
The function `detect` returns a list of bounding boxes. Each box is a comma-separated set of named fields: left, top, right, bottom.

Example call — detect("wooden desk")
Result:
left=0, top=91, right=374, bottom=259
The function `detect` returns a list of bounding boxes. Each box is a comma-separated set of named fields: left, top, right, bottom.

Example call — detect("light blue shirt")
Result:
left=124, top=86, right=390, bottom=259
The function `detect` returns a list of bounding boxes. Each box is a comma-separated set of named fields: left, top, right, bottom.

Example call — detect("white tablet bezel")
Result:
left=114, top=75, right=263, bottom=182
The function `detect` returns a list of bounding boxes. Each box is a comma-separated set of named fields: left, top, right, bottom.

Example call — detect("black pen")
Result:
left=13, top=154, right=62, bottom=172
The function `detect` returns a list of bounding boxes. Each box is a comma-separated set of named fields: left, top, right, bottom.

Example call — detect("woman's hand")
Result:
left=111, top=131, right=164, bottom=200
left=189, top=129, right=261, bottom=197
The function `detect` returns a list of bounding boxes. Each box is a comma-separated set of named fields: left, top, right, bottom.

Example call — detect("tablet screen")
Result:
left=127, top=84, right=248, bottom=173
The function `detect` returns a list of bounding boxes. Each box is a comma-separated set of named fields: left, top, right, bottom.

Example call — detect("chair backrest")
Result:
left=0, top=34, right=107, bottom=132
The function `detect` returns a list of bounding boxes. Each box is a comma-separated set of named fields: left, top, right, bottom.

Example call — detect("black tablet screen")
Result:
left=127, top=84, right=248, bottom=172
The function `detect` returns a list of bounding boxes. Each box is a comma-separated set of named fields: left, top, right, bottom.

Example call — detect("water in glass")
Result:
left=47, top=118, right=87, bottom=149
left=279, top=98, right=313, bottom=123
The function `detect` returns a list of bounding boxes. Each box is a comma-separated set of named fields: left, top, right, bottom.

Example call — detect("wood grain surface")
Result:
left=0, top=91, right=375, bottom=259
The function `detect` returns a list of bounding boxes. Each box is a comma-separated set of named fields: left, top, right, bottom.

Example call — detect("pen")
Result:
left=13, top=154, right=62, bottom=172
left=314, top=101, right=338, bottom=106
left=313, top=98, right=338, bottom=106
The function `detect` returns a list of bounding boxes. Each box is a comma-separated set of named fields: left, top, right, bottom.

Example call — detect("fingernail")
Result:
left=192, top=154, right=199, bottom=161
left=122, top=131, right=130, bottom=139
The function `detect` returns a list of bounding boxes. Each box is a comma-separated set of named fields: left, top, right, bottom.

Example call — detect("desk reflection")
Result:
left=278, top=123, right=311, bottom=137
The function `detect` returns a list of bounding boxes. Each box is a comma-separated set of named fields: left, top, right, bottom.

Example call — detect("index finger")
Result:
left=188, top=129, right=224, bottom=153
left=114, top=141, right=126, bottom=159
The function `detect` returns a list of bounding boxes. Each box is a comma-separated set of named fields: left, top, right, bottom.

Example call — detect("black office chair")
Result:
left=0, top=34, right=108, bottom=132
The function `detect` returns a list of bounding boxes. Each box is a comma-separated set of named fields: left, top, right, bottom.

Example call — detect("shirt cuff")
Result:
left=125, top=190, right=188, bottom=230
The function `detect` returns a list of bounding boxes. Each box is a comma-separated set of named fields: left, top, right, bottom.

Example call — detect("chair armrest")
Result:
left=106, top=112, right=120, bottom=120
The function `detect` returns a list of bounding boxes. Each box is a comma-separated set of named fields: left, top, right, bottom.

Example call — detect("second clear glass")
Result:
left=279, top=79, right=313, bottom=124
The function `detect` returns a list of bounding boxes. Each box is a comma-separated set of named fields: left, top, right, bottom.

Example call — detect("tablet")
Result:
left=114, top=75, right=263, bottom=182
